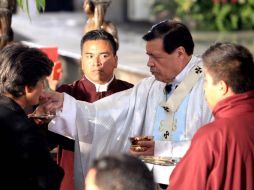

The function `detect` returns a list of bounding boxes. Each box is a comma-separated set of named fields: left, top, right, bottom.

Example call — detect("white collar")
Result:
left=85, top=75, right=114, bottom=92
left=173, top=55, right=200, bottom=85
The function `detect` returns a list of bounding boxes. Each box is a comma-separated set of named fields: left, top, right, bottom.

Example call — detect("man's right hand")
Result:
left=40, top=91, right=64, bottom=112
left=28, top=91, right=64, bottom=125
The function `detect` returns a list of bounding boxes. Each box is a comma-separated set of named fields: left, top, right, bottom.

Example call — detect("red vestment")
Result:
left=53, top=76, right=133, bottom=190
left=168, top=91, right=254, bottom=190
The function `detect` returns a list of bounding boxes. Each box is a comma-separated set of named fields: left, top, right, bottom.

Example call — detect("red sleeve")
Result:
left=167, top=126, right=215, bottom=190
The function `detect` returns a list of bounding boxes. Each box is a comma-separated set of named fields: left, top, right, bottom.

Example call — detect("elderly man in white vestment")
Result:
left=45, top=20, right=212, bottom=190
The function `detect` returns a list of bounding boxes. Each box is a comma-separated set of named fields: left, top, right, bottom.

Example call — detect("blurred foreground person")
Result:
left=168, top=42, right=254, bottom=190
left=0, top=43, right=64, bottom=190
left=85, top=154, right=155, bottom=190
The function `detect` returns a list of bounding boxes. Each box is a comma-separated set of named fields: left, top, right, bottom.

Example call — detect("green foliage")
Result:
left=152, top=0, right=177, bottom=20
left=151, top=0, right=254, bottom=31
left=16, top=0, right=45, bottom=17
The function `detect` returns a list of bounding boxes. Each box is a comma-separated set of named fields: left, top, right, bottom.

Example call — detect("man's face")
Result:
left=81, top=39, right=118, bottom=84
left=25, top=77, right=46, bottom=106
left=203, top=69, right=221, bottom=110
left=146, top=38, right=182, bottom=83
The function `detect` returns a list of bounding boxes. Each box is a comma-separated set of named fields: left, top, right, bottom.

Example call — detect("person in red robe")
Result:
left=167, top=42, right=254, bottom=190
left=48, top=30, right=133, bottom=190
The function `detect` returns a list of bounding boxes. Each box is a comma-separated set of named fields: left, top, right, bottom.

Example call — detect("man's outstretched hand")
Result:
left=39, top=91, right=64, bottom=112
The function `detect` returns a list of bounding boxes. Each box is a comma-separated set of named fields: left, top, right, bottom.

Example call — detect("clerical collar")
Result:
left=85, top=75, right=114, bottom=92
left=165, top=56, right=200, bottom=93
left=173, top=55, right=199, bottom=85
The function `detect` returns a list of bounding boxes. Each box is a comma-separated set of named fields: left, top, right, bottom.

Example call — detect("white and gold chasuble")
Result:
left=49, top=56, right=212, bottom=190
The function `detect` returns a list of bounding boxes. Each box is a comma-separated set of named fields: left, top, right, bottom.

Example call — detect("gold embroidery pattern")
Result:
left=159, top=115, right=177, bottom=140
left=158, top=64, right=203, bottom=141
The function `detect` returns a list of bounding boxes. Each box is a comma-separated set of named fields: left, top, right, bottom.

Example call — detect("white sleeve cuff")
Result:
left=48, top=93, right=77, bottom=139
left=154, top=140, right=191, bottom=158
left=154, top=140, right=172, bottom=157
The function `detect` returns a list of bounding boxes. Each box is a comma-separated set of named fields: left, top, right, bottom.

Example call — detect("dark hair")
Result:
left=81, top=29, right=118, bottom=55
left=91, top=154, right=155, bottom=190
left=143, top=20, right=194, bottom=55
left=7, top=28, right=14, bottom=43
left=0, top=43, right=53, bottom=97
left=202, top=42, right=254, bottom=93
